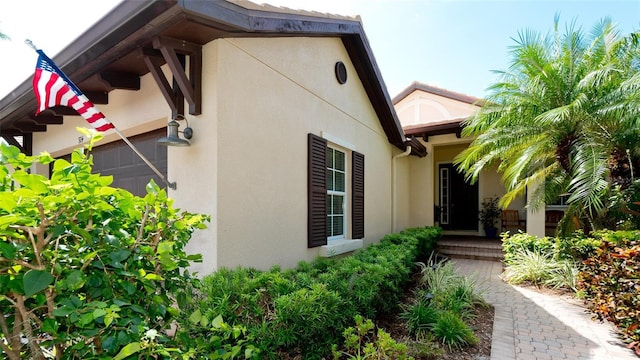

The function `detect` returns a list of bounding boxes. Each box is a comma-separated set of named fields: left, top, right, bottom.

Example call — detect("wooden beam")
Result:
left=2, top=135, right=23, bottom=149
left=152, top=37, right=202, bottom=115
left=23, top=133, right=33, bottom=155
left=98, top=71, right=141, bottom=91
left=84, top=91, right=109, bottom=105
left=2, top=133, right=33, bottom=155
left=45, top=106, right=77, bottom=116
left=30, top=114, right=64, bottom=125
left=142, top=50, right=178, bottom=114
left=12, top=121, right=47, bottom=133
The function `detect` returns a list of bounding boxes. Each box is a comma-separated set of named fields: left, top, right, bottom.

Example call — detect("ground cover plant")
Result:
left=0, top=131, right=209, bottom=359
left=179, top=227, right=442, bottom=359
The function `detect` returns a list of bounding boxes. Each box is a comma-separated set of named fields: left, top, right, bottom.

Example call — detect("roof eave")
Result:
left=0, top=0, right=407, bottom=152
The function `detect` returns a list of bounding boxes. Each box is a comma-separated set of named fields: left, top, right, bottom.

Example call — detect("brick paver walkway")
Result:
left=451, top=258, right=636, bottom=360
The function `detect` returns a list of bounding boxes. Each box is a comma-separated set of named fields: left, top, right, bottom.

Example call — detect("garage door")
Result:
left=90, top=128, right=168, bottom=196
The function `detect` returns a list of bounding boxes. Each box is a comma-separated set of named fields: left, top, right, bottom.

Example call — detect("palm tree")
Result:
left=455, top=16, right=640, bottom=233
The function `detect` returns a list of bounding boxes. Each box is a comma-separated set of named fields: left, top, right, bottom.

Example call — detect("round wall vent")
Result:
left=335, top=61, right=347, bottom=84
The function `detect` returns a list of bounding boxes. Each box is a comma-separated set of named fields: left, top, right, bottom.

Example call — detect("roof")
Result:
left=392, top=81, right=484, bottom=107
left=0, top=0, right=425, bottom=157
left=403, top=118, right=464, bottom=141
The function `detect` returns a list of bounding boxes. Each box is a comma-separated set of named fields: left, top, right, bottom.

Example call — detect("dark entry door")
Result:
left=438, top=163, right=478, bottom=230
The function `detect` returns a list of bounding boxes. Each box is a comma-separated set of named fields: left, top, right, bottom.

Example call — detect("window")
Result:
left=308, top=133, right=364, bottom=248
left=327, top=147, right=346, bottom=240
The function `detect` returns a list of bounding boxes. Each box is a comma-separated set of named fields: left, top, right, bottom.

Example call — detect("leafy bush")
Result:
left=502, top=231, right=602, bottom=262
left=176, top=313, right=260, bottom=359
left=578, top=235, right=640, bottom=355
left=555, top=231, right=602, bottom=260
left=182, top=226, right=442, bottom=359
left=0, top=135, right=209, bottom=359
left=501, top=232, right=556, bottom=261
left=272, top=284, right=345, bottom=355
left=332, top=315, right=413, bottom=360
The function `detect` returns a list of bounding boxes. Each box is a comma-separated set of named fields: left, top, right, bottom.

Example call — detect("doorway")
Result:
left=438, top=163, right=478, bottom=231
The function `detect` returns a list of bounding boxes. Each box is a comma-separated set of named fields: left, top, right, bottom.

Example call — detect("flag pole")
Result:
left=26, top=39, right=177, bottom=190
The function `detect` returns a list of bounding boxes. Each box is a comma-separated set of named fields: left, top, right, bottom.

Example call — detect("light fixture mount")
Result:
left=157, top=115, right=192, bottom=146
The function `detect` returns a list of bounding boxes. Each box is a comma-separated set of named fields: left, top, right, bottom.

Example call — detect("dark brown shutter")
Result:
left=308, top=133, right=328, bottom=248
left=352, top=151, right=365, bottom=239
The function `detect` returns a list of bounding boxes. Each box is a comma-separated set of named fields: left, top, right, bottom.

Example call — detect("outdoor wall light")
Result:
left=158, top=115, right=193, bottom=146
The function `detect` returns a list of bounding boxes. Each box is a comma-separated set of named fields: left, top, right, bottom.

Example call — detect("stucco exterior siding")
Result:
left=213, top=37, right=395, bottom=270
left=170, top=41, right=220, bottom=275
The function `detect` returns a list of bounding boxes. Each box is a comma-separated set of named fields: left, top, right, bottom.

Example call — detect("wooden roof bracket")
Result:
left=142, top=36, right=202, bottom=117
left=2, top=133, right=33, bottom=155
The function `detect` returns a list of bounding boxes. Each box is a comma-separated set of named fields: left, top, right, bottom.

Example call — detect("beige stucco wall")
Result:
left=29, top=35, right=403, bottom=274
left=211, top=37, right=397, bottom=270
left=395, top=90, right=480, bottom=127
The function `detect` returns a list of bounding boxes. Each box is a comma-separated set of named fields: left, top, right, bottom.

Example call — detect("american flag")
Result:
left=32, top=50, right=114, bottom=132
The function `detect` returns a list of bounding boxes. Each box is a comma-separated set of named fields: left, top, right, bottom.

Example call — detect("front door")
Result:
left=438, top=163, right=478, bottom=231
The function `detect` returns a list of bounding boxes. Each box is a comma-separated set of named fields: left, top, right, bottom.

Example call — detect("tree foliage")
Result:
left=0, top=130, right=209, bottom=359
left=455, top=17, right=640, bottom=232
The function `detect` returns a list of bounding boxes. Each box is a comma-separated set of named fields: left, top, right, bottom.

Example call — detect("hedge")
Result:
left=178, top=226, right=442, bottom=359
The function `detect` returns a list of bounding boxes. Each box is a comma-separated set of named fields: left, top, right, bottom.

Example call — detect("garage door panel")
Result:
left=89, top=129, right=167, bottom=197
left=99, top=147, right=119, bottom=171
left=118, top=147, right=136, bottom=167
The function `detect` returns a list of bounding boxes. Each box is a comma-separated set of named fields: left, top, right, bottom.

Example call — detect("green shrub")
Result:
left=395, top=226, right=442, bottom=260
left=272, top=284, right=345, bottom=357
left=0, top=138, right=209, bottom=359
left=555, top=231, right=602, bottom=260
left=501, top=232, right=556, bottom=261
left=578, top=235, right=640, bottom=355
left=175, top=313, right=260, bottom=359
left=400, top=296, right=439, bottom=336
left=431, top=311, right=478, bottom=350
left=503, top=230, right=603, bottom=263
left=182, top=226, right=442, bottom=359
left=332, top=315, right=413, bottom=360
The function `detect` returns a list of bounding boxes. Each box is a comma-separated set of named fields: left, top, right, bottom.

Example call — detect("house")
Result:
left=0, top=0, right=427, bottom=273
left=0, top=1, right=563, bottom=274
left=393, top=81, right=556, bottom=238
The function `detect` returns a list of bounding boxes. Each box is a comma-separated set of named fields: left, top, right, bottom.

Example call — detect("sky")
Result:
left=0, top=0, right=638, bottom=100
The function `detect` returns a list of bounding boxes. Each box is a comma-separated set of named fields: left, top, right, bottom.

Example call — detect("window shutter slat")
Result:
left=352, top=151, right=365, bottom=239
left=308, top=133, right=328, bottom=248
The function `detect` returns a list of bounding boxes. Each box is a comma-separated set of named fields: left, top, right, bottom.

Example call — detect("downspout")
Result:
left=392, top=146, right=412, bottom=232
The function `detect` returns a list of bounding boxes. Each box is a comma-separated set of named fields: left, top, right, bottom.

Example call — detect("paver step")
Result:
left=439, top=243, right=503, bottom=251
left=438, top=248, right=504, bottom=261
left=438, top=241, right=503, bottom=250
